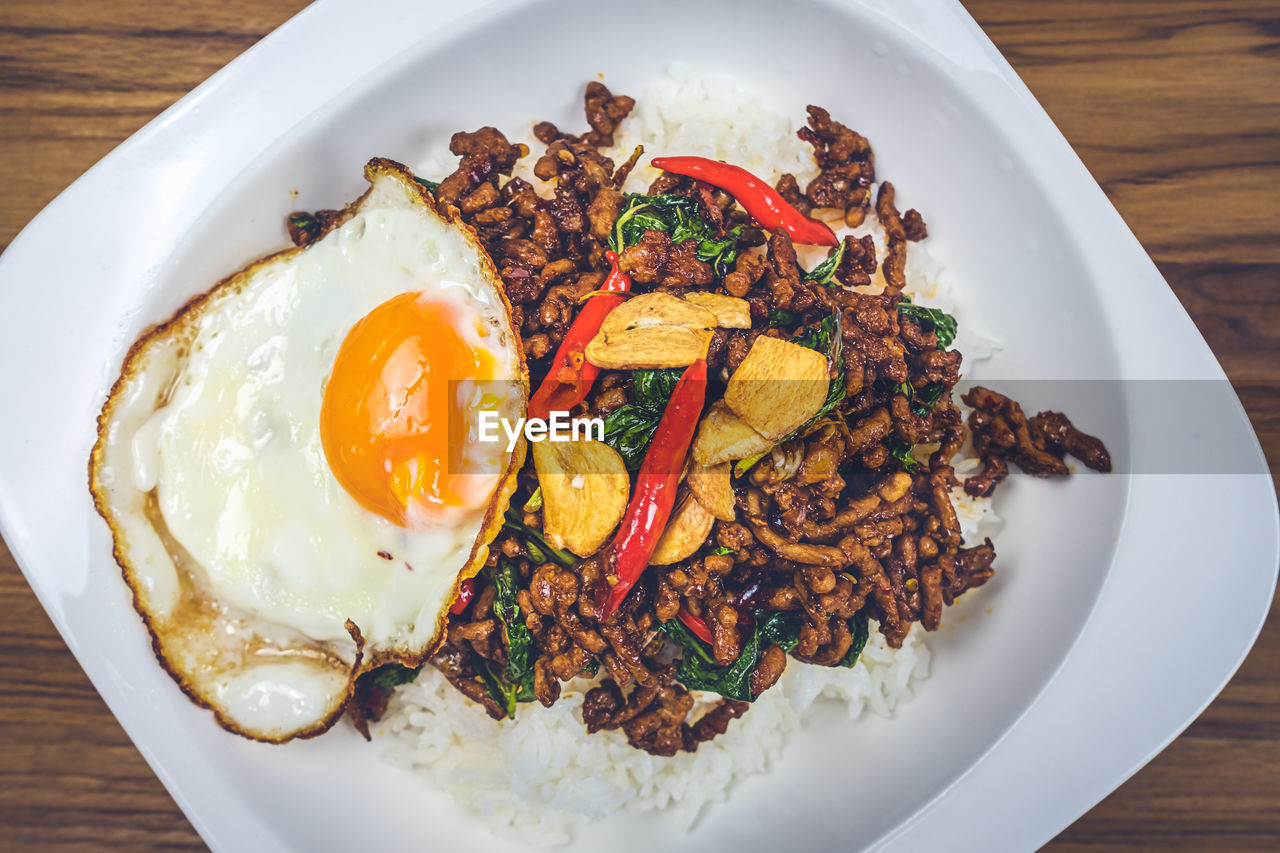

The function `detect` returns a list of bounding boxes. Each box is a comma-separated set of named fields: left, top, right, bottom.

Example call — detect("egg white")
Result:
left=90, top=160, right=526, bottom=742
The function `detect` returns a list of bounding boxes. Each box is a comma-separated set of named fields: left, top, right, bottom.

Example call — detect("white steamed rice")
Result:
left=389, top=66, right=1001, bottom=846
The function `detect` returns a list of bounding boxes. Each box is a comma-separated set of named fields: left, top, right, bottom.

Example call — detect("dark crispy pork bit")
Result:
left=775, top=173, right=814, bottom=216
left=961, top=386, right=1112, bottom=488
left=963, top=456, right=1009, bottom=498
left=616, top=229, right=713, bottom=287
left=797, top=105, right=875, bottom=224
left=582, top=81, right=635, bottom=147
left=1030, top=410, right=1114, bottom=472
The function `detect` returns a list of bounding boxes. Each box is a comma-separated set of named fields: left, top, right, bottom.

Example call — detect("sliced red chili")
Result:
left=527, top=250, right=631, bottom=421
left=676, top=607, right=714, bottom=645
left=598, top=358, right=708, bottom=620
left=649, top=155, right=839, bottom=247
left=449, top=577, right=476, bottom=615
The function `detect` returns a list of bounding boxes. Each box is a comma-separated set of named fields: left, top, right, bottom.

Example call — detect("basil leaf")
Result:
left=491, top=559, right=535, bottom=686
left=612, top=194, right=687, bottom=251
left=913, top=382, right=946, bottom=417
left=610, top=194, right=742, bottom=276
left=793, top=309, right=843, bottom=364
left=757, top=611, right=803, bottom=654
left=369, top=663, right=422, bottom=693
left=631, top=368, right=682, bottom=409
left=602, top=368, right=683, bottom=470
left=898, top=297, right=957, bottom=350
left=601, top=403, right=661, bottom=470
left=889, top=438, right=921, bottom=473
left=659, top=610, right=804, bottom=702
left=473, top=653, right=533, bottom=719
left=792, top=311, right=836, bottom=353
left=802, top=240, right=847, bottom=286
left=287, top=212, right=321, bottom=244
left=767, top=308, right=797, bottom=327
left=660, top=616, right=717, bottom=666
left=660, top=607, right=865, bottom=701
left=659, top=617, right=758, bottom=702
left=471, top=559, right=539, bottom=719
left=693, top=224, right=744, bottom=277
left=893, top=380, right=947, bottom=418
left=838, top=613, right=871, bottom=667
left=502, top=509, right=575, bottom=568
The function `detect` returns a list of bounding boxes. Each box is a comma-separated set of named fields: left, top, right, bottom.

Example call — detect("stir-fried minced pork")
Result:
left=303, top=82, right=1111, bottom=755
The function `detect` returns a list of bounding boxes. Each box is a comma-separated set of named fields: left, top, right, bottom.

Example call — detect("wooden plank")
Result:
left=0, top=0, right=1276, bottom=849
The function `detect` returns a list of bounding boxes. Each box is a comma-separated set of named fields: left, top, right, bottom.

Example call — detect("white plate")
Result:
left=0, top=0, right=1275, bottom=850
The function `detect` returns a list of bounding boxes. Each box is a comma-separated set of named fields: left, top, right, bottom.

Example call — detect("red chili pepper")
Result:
left=649, top=156, right=839, bottom=247
left=449, top=578, right=476, bottom=615
left=598, top=358, right=708, bottom=619
left=676, top=607, right=714, bottom=645
left=527, top=250, right=632, bottom=421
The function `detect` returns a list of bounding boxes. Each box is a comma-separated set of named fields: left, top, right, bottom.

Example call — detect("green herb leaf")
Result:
left=287, top=212, right=321, bottom=244
left=522, top=486, right=543, bottom=512
left=693, top=224, right=745, bottom=276
left=659, top=616, right=758, bottom=702
left=659, top=610, right=806, bottom=702
left=413, top=175, right=441, bottom=192
left=601, top=368, right=683, bottom=470
left=792, top=311, right=837, bottom=354
left=838, top=613, right=870, bottom=667
left=660, top=616, right=717, bottom=665
left=473, top=653, right=534, bottom=719
left=757, top=611, right=803, bottom=654
left=733, top=450, right=767, bottom=479
left=898, top=297, right=958, bottom=350
left=711, top=546, right=737, bottom=556
left=473, top=559, right=538, bottom=719
left=913, top=383, right=946, bottom=417
left=767, top=308, right=798, bottom=327
left=491, top=559, right=535, bottom=686
left=473, top=653, right=513, bottom=717
left=369, top=663, right=423, bottom=693
left=802, top=240, right=847, bottom=286
left=793, top=309, right=844, bottom=365
left=502, top=509, right=575, bottom=568
left=601, top=405, right=660, bottom=470
left=631, top=368, right=682, bottom=408
left=889, top=438, right=921, bottom=473
left=610, top=194, right=743, bottom=276
left=893, top=380, right=947, bottom=418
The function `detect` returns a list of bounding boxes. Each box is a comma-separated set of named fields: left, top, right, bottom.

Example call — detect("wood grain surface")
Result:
left=1, top=1, right=1277, bottom=849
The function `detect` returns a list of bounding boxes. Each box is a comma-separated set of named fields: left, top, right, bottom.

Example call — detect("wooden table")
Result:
left=1, top=1, right=1276, bottom=848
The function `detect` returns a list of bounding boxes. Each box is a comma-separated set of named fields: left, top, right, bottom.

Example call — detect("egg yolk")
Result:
left=320, top=292, right=498, bottom=527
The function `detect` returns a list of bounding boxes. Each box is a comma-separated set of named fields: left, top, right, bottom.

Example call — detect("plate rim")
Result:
left=0, top=0, right=1275, bottom=851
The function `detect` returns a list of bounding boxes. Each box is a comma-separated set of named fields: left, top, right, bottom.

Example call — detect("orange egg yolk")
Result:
left=320, top=292, right=497, bottom=527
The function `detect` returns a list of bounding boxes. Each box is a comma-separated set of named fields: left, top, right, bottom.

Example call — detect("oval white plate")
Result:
left=0, top=1, right=1275, bottom=851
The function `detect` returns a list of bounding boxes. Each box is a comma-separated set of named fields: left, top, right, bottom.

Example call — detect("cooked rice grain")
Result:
left=379, top=628, right=931, bottom=846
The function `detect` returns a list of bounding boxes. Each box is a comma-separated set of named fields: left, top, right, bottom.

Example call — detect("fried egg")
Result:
left=89, top=159, right=526, bottom=742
